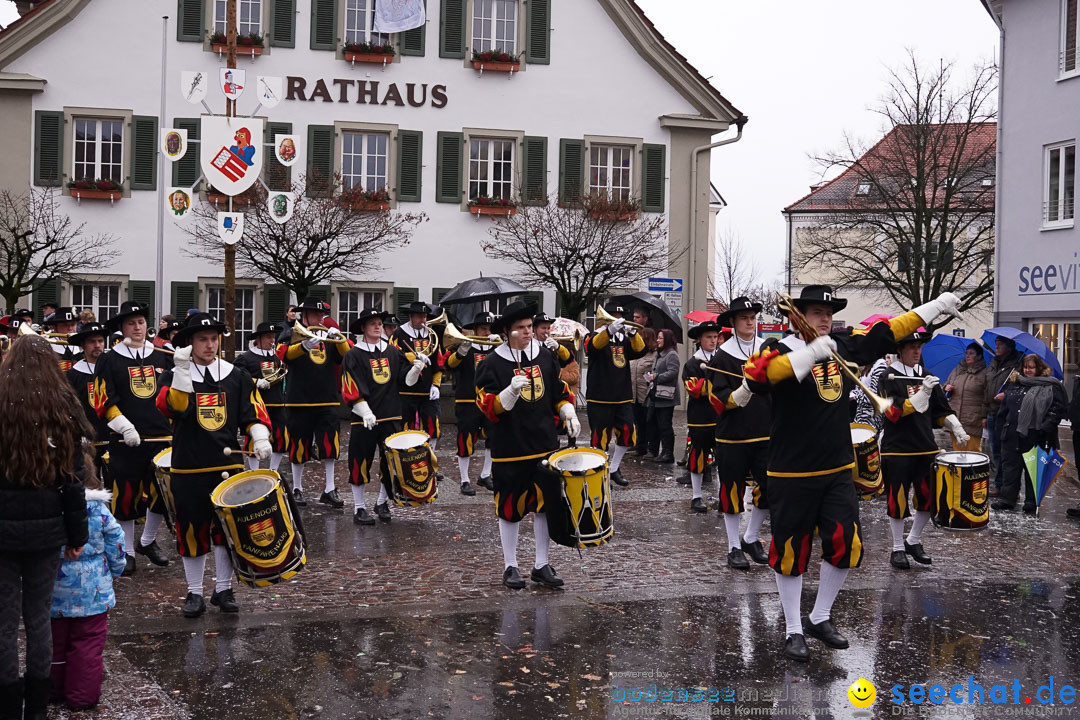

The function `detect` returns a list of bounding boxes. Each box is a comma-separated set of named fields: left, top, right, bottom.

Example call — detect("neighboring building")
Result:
left=0, top=0, right=743, bottom=336
left=782, top=123, right=996, bottom=338
left=981, top=0, right=1080, bottom=386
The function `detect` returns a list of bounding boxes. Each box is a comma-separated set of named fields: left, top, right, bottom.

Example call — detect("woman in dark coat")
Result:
left=0, top=336, right=91, bottom=719
left=645, top=329, right=681, bottom=464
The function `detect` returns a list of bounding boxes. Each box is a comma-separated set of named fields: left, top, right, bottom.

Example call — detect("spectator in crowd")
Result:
left=646, top=328, right=680, bottom=464
left=985, top=337, right=1023, bottom=495
left=153, top=314, right=176, bottom=348
left=944, top=342, right=989, bottom=451
left=558, top=338, right=581, bottom=449
left=41, top=303, right=58, bottom=325
left=630, top=328, right=658, bottom=457
left=76, top=309, right=95, bottom=334
left=1068, top=375, right=1080, bottom=520
left=0, top=336, right=90, bottom=720
left=991, top=353, right=1067, bottom=514
left=186, top=308, right=200, bottom=317
left=853, top=356, right=890, bottom=434
left=632, top=307, right=651, bottom=329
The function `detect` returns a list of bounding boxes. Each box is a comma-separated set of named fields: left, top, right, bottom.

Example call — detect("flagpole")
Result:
left=223, top=0, right=237, bottom=360
left=156, top=15, right=168, bottom=327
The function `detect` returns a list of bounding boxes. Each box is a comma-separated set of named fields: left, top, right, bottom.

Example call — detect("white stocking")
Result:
left=907, top=510, right=931, bottom=545
left=323, top=459, right=336, bottom=493
left=351, top=484, right=365, bottom=508
left=809, top=561, right=849, bottom=625
left=533, top=513, right=550, bottom=569
left=290, top=464, right=304, bottom=492
left=457, top=456, right=471, bottom=484
left=269, top=452, right=283, bottom=473
left=774, top=572, right=804, bottom=638
left=498, top=519, right=519, bottom=569
left=889, top=517, right=907, bottom=552
left=690, top=472, right=703, bottom=499
left=140, top=511, right=165, bottom=547
left=376, top=483, right=388, bottom=505
left=610, top=444, right=628, bottom=473
left=481, top=448, right=493, bottom=477
left=120, top=520, right=135, bottom=555
left=744, top=506, right=766, bottom=545
left=182, top=555, right=207, bottom=596
left=213, top=545, right=233, bottom=593
left=723, top=513, right=742, bottom=551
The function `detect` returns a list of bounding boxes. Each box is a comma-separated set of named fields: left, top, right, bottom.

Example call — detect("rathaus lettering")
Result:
left=285, top=77, right=448, bottom=108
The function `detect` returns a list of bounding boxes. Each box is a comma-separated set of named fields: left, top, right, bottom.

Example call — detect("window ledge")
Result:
left=1057, top=70, right=1080, bottom=83
left=210, top=43, right=264, bottom=58
left=1041, top=221, right=1075, bottom=232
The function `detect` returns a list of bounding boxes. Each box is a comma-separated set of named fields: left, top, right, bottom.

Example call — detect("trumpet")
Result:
left=442, top=322, right=503, bottom=351
left=263, top=364, right=288, bottom=384
left=289, top=321, right=332, bottom=344
left=596, top=305, right=644, bottom=331
left=398, top=310, right=448, bottom=357
left=550, top=332, right=583, bottom=352
left=17, top=322, right=65, bottom=345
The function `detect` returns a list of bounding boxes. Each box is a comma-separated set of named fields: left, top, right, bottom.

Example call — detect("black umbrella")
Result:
left=607, top=291, right=683, bottom=342
left=439, top=276, right=528, bottom=304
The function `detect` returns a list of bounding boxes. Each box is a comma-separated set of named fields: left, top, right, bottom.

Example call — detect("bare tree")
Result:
left=181, top=174, right=427, bottom=301
left=714, top=227, right=760, bottom=303
left=794, top=52, right=997, bottom=330
left=480, top=194, right=678, bottom=321
left=0, top=187, right=118, bottom=313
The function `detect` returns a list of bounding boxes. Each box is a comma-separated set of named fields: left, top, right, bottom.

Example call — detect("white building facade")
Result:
left=0, top=0, right=742, bottom=337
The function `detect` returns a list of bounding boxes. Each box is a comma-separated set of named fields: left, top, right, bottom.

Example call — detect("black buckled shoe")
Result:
left=991, top=500, right=1014, bottom=511
left=727, top=548, right=750, bottom=570
left=502, top=566, right=526, bottom=590
left=210, top=588, right=239, bottom=613
left=436, top=472, right=446, bottom=483
left=1067, top=506, right=1080, bottom=518
left=319, top=489, right=345, bottom=508
left=783, top=633, right=810, bottom=662
left=652, top=453, right=675, bottom=464
left=460, top=481, right=476, bottom=496
left=690, top=497, right=708, bottom=513
left=374, top=501, right=392, bottom=522
left=353, top=507, right=376, bottom=526
left=292, top=488, right=307, bottom=507
left=890, top=550, right=910, bottom=569
left=1023, top=504, right=1037, bottom=515
left=122, top=554, right=136, bottom=576
left=182, top=592, right=206, bottom=618
left=676, top=474, right=691, bottom=485
left=741, top=539, right=769, bottom=565
left=610, top=470, right=628, bottom=487
left=135, top=540, right=170, bottom=567
left=802, top=617, right=849, bottom=649
left=530, top=564, right=564, bottom=588
left=676, top=455, right=688, bottom=467
left=478, top=475, right=494, bottom=491
left=904, top=541, right=932, bottom=565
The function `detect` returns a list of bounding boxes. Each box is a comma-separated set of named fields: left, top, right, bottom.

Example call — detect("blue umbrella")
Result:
left=981, top=327, right=1064, bottom=380
left=921, top=335, right=991, bottom=381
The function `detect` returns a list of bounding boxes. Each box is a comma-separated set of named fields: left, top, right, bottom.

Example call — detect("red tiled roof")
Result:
left=0, top=0, right=55, bottom=41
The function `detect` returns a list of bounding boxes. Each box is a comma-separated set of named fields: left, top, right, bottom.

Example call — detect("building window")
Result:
left=339, top=289, right=385, bottom=333
left=215, top=0, right=262, bottom=36
left=589, top=145, right=633, bottom=202
left=472, top=0, right=517, bottom=54
left=1063, top=0, right=1079, bottom=75
left=468, top=137, right=514, bottom=201
left=342, top=131, right=389, bottom=193
left=344, top=0, right=391, bottom=46
left=855, top=182, right=871, bottom=196
left=1045, top=141, right=1076, bottom=227
left=71, top=283, right=120, bottom=322
left=207, top=286, right=256, bottom=338
left=73, top=118, right=123, bottom=183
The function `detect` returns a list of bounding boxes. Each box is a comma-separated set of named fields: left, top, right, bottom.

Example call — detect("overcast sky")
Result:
left=0, top=0, right=999, bottom=287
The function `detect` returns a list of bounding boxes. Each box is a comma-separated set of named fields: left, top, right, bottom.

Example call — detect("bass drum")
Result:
left=850, top=423, right=883, bottom=499
left=152, top=448, right=178, bottom=529
left=542, top=448, right=613, bottom=549
left=933, top=451, right=990, bottom=530
left=383, top=430, right=439, bottom=507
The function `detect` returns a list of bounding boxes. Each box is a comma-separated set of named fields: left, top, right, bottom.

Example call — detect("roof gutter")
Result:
left=987, top=3, right=1004, bottom=326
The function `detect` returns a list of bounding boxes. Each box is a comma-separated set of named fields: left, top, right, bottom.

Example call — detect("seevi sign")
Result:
left=286, top=77, right=447, bottom=108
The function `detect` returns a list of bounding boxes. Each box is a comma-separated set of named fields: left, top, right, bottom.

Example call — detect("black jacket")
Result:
left=997, top=378, right=1068, bottom=448
left=0, top=448, right=89, bottom=552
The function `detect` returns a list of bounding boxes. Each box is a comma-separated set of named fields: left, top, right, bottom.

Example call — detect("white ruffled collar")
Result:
left=693, top=348, right=715, bottom=363
left=719, top=334, right=763, bottom=359
left=401, top=324, right=428, bottom=339
left=781, top=335, right=805, bottom=351
left=889, top=359, right=922, bottom=377
left=72, top=359, right=96, bottom=375
left=192, top=359, right=235, bottom=383
left=248, top=342, right=275, bottom=357
left=112, top=339, right=156, bottom=360
left=357, top=339, right=388, bottom=352
left=495, top=339, right=541, bottom=363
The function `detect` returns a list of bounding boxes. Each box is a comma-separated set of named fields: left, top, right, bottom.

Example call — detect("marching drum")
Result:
left=211, top=470, right=306, bottom=587
left=850, top=423, right=883, bottom=498
left=152, top=448, right=178, bottom=527
left=933, top=451, right=990, bottom=530
left=383, top=430, right=439, bottom=507
left=542, top=448, right=614, bottom=549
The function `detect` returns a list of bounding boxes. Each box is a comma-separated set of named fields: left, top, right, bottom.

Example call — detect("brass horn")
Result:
left=289, top=321, right=328, bottom=344
left=596, top=305, right=644, bottom=331
left=18, top=322, right=64, bottom=345
left=443, top=322, right=503, bottom=351
left=550, top=332, right=583, bottom=352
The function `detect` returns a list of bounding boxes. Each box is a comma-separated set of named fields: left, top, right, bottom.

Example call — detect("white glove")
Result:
left=607, top=318, right=625, bottom=334
left=405, top=357, right=425, bottom=387
left=731, top=380, right=753, bottom=407
left=172, top=345, right=192, bottom=373
left=352, top=400, right=377, bottom=430
left=418, top=352, right=432, bottom=366
left=256, top=378, right=271, bottom=390
left=429, top=385, right=441, bottom=401
left=559, top=403, right=581, bottom=437
left=107, top=415, right=140, bottom=447
left=171, top=349, right=194, bottom=394
left=787, top=335, right=837, bottom=382
left=943, top=415, right=970, bottom=446
left=488, top=334, right=501, bottom=344
left=456, top=340, right=472, bottom=356
left=303, top=337, right=321, bottom=351
left=325, top=326, right=342, bottom=339
left=808, top=335, right=837, bottom=362
left=922, top=375, right=940, bottom=391
left=544, top=337, right=559, bottom=352
left=248, top=423, right=272, bottom=461
left=913, top=292, right=962, bottom=325
left=499, top=374, right=530, bottom=412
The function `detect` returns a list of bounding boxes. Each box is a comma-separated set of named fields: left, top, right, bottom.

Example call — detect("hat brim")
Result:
left=788, top=297, right=848, bottom=314
left=105, top=308, right=149, bottom=332
left=718, top=303, right=764, bottom=327
left=172, top=322, right=228, bottom=347
left=68, top=328, right=108, bottom=346
left=688, top=323, right=722, bottom=340
left=492, top=303, right=537, bottom=335
left=348, top=312, right=388, bottom=336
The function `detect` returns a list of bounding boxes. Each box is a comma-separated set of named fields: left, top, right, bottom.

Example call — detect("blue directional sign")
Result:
left=647, top=277, right=683, bottom=293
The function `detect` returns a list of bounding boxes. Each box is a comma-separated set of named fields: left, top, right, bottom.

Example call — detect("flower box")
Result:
left=589, top=210, right=638, bottom=222
left=212, top=43, right=263, bottom=56
left=68, top=188, right=122, bottom=202
left=207, top=191, right=256, bottom=208
left=344, top=51, right=395, bottom=64
left=343, top=199, right=391, bottom=211
left=469, top=204, right=516, bottom=217
left=472, top=59, right=520, bottom=73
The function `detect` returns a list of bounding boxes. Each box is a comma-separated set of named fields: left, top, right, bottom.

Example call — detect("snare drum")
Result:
left=850, top=423, right=883, bottom=498
left=211, top=470, right=306, bottom=587
left=542, top=448, right=614, bottom=549
left=933, top=451, right=990, bottom=530
left=152, top=448, right=178, bottom=528
left=383, top=430, right=439, bottom=507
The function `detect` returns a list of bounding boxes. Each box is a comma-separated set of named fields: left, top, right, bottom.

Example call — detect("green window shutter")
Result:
left=521, top=135, right=547, bottom=206
left=432, top=287, right=451, bottom=305
left=439, top=0, right=466, bottom=58
left=171, top=281, right=200, bottom=316
left=130, top=115, right=158, bottom=191
left=306, top=124, right=335, bottom=197
left=270, top=0, right=296, bottom=48
left=265, top=121, right=293, bottom=191
left=641, top=143, right=667, bottom=213
left=521, top=291, right=544, bottom=312
left=264, top=284, right=290, bottom=323
left=525, top=0, right=550, bottom=65
left=400, top=0, right=426, bottom=56
left=306, top=285, right=331, bottom=303
left=396, top=130, right=423, bottom=203
left=393, top=287, right=419, bottom=316
left=172, top=118, right=200, bottom=188
left=129, top=280, right=156, bottom=321
left=558, top=138, right=584, bottom=206
left=32, top=278, right=61, bottom=322
left=33, top=110, right=64, bottom=187
left=177, top=0, right=204, bottom=42
left=310, top=0, right=337, bottom=50
left=435, top=131, right=463, bottom=203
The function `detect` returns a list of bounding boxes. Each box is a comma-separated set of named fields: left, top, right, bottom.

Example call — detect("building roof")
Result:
left=783, top=122, right=997, bottom=214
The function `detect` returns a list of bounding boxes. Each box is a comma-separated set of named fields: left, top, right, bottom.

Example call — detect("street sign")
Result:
left=647, top=277, right=683, bottom=293
left=662, top=290, right=682, bottom=314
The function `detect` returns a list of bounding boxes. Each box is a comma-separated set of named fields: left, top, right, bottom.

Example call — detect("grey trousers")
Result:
left=0, top=549, right=62, bottom=683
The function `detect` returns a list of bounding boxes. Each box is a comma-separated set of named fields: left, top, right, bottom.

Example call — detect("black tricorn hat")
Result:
left=465, top=311, right=498, bottom=330
left=68, top=322, right=109, bottom=346
left=106, top=301, right=151, bottom=332
left=603, top=302, right=626, bottom=316
left=401, top=301, right=435, bottom=317
left=172, top=312, right=229, bottom=347
left=896, top=329, right=933, bottom=346
left=43, top=307, right=78, bottom=326
left=382, top=314, right=401, bottom=327
left=252, top=321, right=282, bottom=337
left=349, top=308, right=390, bottom=335
left=295, top=297, right=331, bottom=314
left=492, top=301, right=537, bottom=335
left=788, top=285, right=847, bottom=314
left=718, top=297, right=763, bottom=326
left=532, top=312, right=555, bottom=327
left=688, top=320, right=722, bottom=340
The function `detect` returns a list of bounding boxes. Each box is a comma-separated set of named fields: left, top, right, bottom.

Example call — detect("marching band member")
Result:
left=43, top=307, right=81, bottom=370
left=156, top=313, right=272, bottom=617
left=67, top=322, right=110, bottom=468
left=680, top=320, right=721, bottom=514
left=744, top=285, right=960, bottom=661
left=875, top=330, right=968, bottom=569
left=446, top=311, right=500, bottom=496
left=93, top=301, right=173, bottom=575
left=476, top=301, right=579, bottom=590
left=278, top=298, right=350, bottom=509
left=340, top=309, right=420, bottom=524
left=585, top=303, right=646, bottom=487
left=709, top=297, right=771, bottom=569
left=234, top=322, right=288, bottom=473
left=390, top=302, right=444, bottom=450
left=382, top=314, right=401, bottom=341
left=534, top=313, right=579, bottom=450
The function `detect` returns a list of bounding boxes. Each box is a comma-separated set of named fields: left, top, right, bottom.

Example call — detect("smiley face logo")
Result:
left=847, top=678, right=876, bottom=709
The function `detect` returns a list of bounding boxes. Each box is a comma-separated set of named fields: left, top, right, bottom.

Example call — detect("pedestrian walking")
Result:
left=629, top=328, right=657, bottom=457
left=944, top=342, right=989, bottom=451
left=646, top=328, right=680, bottom=465
left=985, top=337, right=1023, bottom=494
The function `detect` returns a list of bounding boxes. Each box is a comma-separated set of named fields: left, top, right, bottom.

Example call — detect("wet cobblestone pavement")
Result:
left=56, top=416, right=1080, bottom=719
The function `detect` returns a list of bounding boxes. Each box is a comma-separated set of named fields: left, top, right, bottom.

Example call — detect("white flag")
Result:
left=373, top=0, right=426, bottom=33
left=217, top=212, right=244, bottom=245
left=180, top=71, right=208, bottom=104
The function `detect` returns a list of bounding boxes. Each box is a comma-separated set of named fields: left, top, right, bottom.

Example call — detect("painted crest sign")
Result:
left=200, top=116, right=264, bottom=195
left=217, top=212, right=245, bottom=245
left=256, top=75, right=283, bottom=108
left=267, top=192, right=295, bottom=225
left=161, top=128, right=188, bottom=161
left=274, top=134, right=299, bottom=167
left=180, top=70, right=208, bottom=104
left=220, top=68, right=246, bottom=100
left=167, top=188, right=192, bottom=217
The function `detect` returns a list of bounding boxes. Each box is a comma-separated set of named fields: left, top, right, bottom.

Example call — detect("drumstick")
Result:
left=223, top=447, right=256, bottom=457
left=887, top=373, right=932, bottom=381
left=697, top=360, right=745, bottom=380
